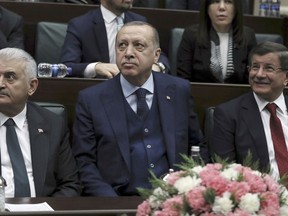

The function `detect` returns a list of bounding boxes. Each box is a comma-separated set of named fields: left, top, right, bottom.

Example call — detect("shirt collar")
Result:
left=253, top=92, right=287, bottom=114
left=120, top=73, right=154, bottom=98
left=0, top=104, right=27, bottom=129
left=100, top=5, right=124, bottom=24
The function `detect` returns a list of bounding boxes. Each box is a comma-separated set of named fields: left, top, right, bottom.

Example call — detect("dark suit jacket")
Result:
left=210, top=92, right=288, bottom=172
left=72, top=72, right=205, bottom=196
left=60, top=8, right=170, bottom=77
left=0, top=6, right=24, bottom=49
left=25, top=101, right=81, bottom=197
left=177, top=25, right=257, bottom=84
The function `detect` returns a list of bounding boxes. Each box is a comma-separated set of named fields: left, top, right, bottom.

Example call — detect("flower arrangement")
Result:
left=136, top=156, right=288, bottom=216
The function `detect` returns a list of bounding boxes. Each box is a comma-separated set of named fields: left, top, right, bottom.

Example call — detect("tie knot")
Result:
left=4, top=118, right=15, bottom=127
left=135, top=88, right=147, bottom=99
left=266, top=103, right=277, bottom=115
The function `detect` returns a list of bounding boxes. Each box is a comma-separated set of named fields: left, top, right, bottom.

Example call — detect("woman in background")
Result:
left=176, top=0, right=256, bottom=84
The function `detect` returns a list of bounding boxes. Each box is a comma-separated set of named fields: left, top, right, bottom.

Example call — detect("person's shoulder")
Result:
left=69, top=8, right=100, bottom=23
left=216, top=92, right=251, bottom=110
left=125, top=10, right=147, bottom=21
left=80, top=77, right=117, bottom=95
left=27, top=101, right=63, bottom=120
left=154, top=72, right=190, bottom=86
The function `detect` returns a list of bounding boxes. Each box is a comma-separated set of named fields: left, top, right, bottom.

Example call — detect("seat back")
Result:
left=35, top=22, right=68, bottom=64
left=169, top=28, right=184, bottom=75
left=204, top=107, right=215, bottom=149
left=255, top=33, right=283, bottom=44
left=35, top=102, right=67, bottom=125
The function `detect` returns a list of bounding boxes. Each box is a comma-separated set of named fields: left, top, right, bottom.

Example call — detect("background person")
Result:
left=176, top=0, right=256, bottom=84
left=72, top=21, right=207, bottom=196
left=0, top=6, right=24, bottom=49
left=60, top=0, right=169, bottom=78
left=210, top=41, right=288, bottom=181
left=0, top=48, right=81, bottom=197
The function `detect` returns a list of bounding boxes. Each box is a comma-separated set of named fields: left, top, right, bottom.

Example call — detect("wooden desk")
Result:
left=3, top=196, right=143, bottom=215
left=30, top=78, right=252, bottom=132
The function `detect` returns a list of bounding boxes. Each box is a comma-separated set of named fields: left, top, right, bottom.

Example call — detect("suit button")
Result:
left=150, top=163, right=154, bottom=168
left=147, top=145, right=151, bottom=149
left=144, top=128, right=149, bottom=133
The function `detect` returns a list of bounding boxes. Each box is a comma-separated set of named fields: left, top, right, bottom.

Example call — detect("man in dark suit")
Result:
left=0, top=6, right=24, bottom=49
left=0, top=48, right=81, bottom=197
left=211, top=41, right=288, bottom=181
left=60, top=0, right=169, bottom=78
left=72, top=21, right=207, bottom=196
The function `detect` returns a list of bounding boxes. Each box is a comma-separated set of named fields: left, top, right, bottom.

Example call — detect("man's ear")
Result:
left=28, top=78, right=38, bottom=96
left=154, top=48, right=161, bottom=63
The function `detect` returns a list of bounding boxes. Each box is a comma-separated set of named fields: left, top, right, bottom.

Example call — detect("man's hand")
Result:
left=95, top=63, right=120, bottom=79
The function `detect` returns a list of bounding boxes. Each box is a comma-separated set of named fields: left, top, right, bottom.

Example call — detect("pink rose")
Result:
left=166, top=171, right=185, bottom=185
left=136, top=200, right=151, bottom=216
left=228, top=181, right=250, bottom=201
left=161, top=195, right=184, bottom=215
left=186, top=186, right=211, bottom=212
left=260, top=191, right=280, bottom=209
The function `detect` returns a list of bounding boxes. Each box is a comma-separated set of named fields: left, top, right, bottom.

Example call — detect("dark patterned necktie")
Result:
left=266, top=103, right=288, bottom=177
left=4, top=118, right=31, bottom=197
left=135, top=88, right=149, bottom=119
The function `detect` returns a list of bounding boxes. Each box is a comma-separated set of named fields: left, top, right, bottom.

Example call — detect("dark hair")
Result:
left=198, top=0, right=244, bottom=47
left=248, top=41, right=288, bottom=71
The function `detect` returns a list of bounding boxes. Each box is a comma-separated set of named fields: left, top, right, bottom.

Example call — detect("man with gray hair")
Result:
left=0, top=48, right=81, bottom=197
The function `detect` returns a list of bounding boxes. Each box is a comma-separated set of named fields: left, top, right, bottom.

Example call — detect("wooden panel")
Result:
left=30, top=78, right=252, bottom=132
left=0, top=1, right=287, bottom=57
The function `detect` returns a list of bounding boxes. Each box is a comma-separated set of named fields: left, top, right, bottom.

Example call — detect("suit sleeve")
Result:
left=176, top=26, right=197, bottom=81
left=210, top=105, right=237, bottom=163
left=72, top=92, right=119, bottom=196
left=60, top=20, right=90, bottom=77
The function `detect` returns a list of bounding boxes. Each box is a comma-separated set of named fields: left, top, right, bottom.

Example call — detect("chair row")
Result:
left=34, top=21, right=285, bottom=75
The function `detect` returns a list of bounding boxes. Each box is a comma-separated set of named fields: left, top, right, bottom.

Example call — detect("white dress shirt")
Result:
left=120, top=73, right=154, bottom=112
left=0, top=105, right=36, bottom=197
left=84, top=5, right=124, bottom=78
left=254, top=92, right=288, bottom=180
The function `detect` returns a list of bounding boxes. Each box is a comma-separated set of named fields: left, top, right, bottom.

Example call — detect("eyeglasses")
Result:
left=248, top=64, right=283, bottom=74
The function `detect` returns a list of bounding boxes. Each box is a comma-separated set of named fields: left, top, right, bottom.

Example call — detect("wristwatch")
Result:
left=154, top=62, right=166, bottom=73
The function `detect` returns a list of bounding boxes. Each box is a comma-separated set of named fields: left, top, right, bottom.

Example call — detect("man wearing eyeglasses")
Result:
left=210, top=41, right=288, bottom=182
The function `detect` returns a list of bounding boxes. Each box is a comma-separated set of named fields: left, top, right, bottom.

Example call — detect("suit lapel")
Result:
left=153, top=73, right=176, bottom=166
left=27, top=102, right=49, bottom=196
left=93, top=8, right=110, bottom=62
left=241, top=93, right=270, bottom=165
left=100, top=76, right=131, bottom=171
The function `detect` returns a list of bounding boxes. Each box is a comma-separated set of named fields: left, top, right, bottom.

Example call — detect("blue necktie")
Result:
left=116, top=16, right=124, bottom=31
left=136, top=88, right=149, bottom=119
left=4, top=118, right=31, bottom=197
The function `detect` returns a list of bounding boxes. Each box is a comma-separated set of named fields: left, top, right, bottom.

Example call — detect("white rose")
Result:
left=280, top=205, right=288, bottom=216
left=191, top=165, right=203, bottom=174
left=148, top=195, right=162, bottom=209
left=153, top=187, right=169, bottom=198
left=239, top=193, right=260, bottom=213
left=212, top=192, right=234, bottom=214
left=220, top=167, right=239, bottom=180
left=174, top=176, right=201, bottom=194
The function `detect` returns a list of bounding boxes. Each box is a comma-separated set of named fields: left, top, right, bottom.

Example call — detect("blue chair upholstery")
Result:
left=255, top=33, right=283, bottom=44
